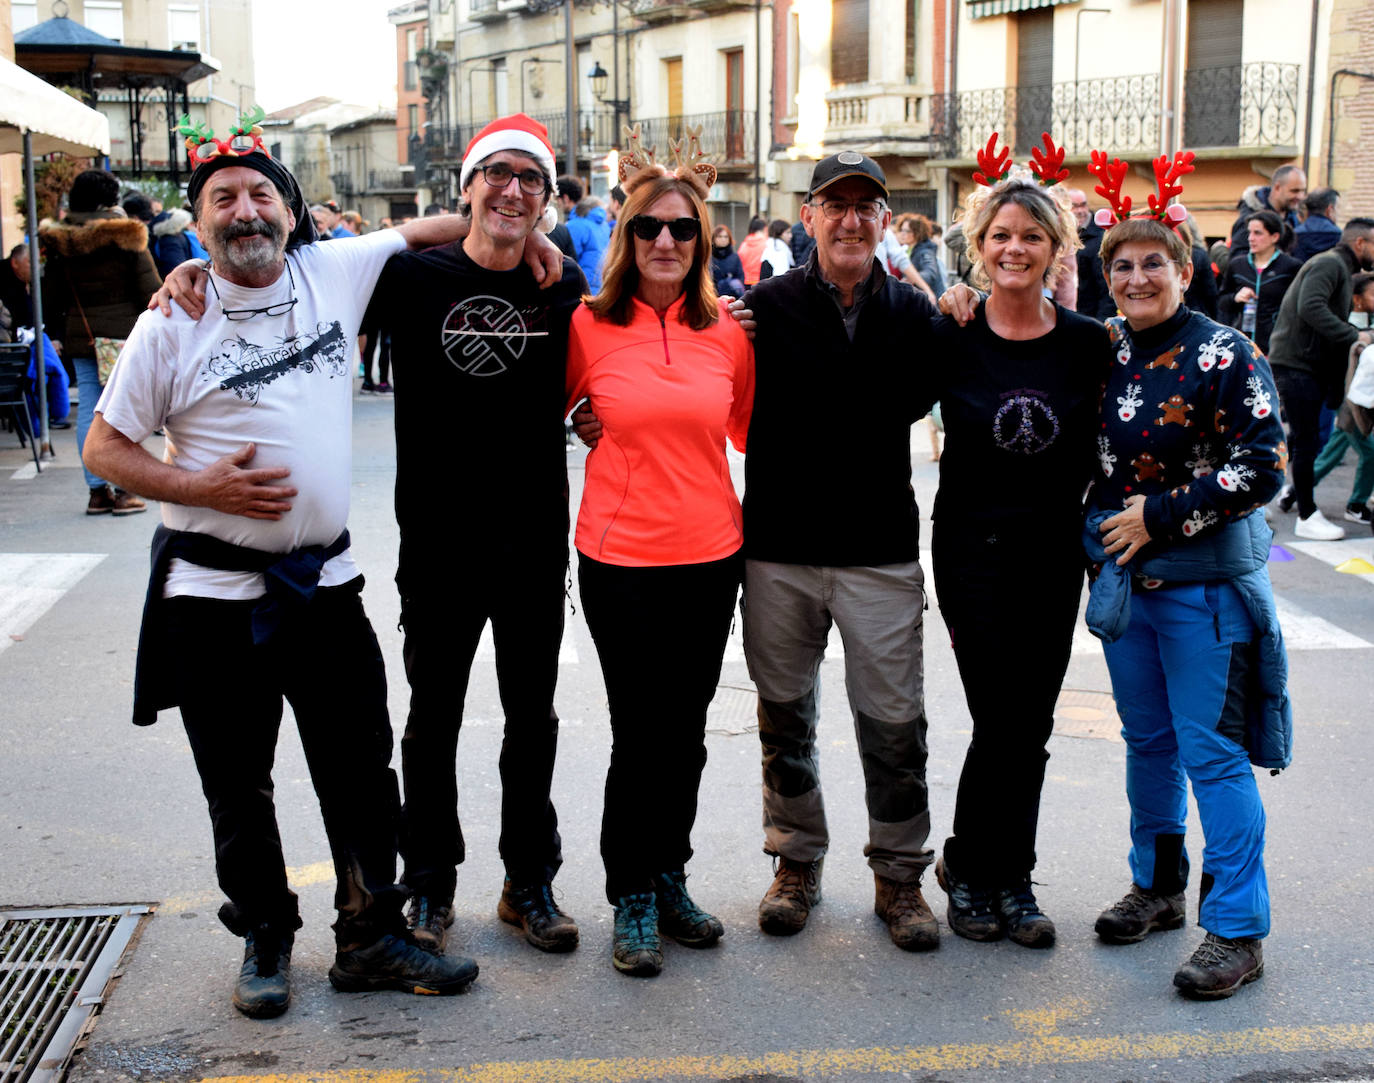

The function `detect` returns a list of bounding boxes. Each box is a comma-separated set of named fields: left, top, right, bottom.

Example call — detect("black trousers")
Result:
left=363, top=331, right=391, bottom=386
left=397, top=549, right=568, bottom=898
left=168, top=580, right=406, bottom=949
left=579, top=550, right=742, bottom=904
left=1273, top=367, right=1325, bottom=519
left=932, top=521, right=1084, bottom=887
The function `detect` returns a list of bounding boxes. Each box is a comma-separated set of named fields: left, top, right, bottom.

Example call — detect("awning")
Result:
left=0, top=55, right=110, bottom=157
left=967, top=0, right=1075, bottom=19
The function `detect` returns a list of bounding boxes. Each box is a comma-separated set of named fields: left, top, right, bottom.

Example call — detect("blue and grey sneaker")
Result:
left=611, top=893, right=663, bottom=977
left=653, top=871, right=724, bottom=947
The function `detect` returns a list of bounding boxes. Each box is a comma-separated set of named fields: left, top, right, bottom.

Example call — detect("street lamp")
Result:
left=589, top=60, right=630, bottom=147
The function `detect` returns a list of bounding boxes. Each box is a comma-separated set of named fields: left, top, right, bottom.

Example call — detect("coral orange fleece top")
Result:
left=566, top=295, right=755, bottom=567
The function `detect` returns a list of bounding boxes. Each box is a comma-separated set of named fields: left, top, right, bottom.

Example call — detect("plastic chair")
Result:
left=0, top=342, right=42, bottom=472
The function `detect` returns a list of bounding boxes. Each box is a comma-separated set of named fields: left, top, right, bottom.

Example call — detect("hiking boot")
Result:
left=758, top=856, right=823, bottom=936
left=497, top=879, right=579, bottom=953
left=111, top=489, right=146, bottom=516
left=994, top=880, right=1056, bottom=948
left=611, top=893, right=662, bottom=977
left=1094, top=884, right=1186, bottom=944
left=1173, top=932, right=1263, bottom=999
left=405, top=895, right=454, bottom=954
left=86, top=485, right=114, bottom=514
left=329, top=932, right=478, bottom=995
left=874, top=873, right=940, bottom=952
left=231, top=928, right=292, bottom=1019
left=934, top=857, right=1002, bottom=942
left=653, top=870, right=723, bottom=947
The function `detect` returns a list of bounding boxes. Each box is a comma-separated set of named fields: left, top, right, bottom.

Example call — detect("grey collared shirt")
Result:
left=803, top=249, right=888, bottom=342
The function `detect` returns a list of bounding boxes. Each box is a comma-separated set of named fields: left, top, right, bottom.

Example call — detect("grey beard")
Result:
left=206, top=224, right=286, bottom=276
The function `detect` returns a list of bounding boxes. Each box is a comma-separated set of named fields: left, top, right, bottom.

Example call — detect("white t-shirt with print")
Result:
left=98, top=229, right=406, bottom=599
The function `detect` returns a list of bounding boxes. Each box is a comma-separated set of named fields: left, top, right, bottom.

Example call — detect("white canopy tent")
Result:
left=0, top=55, right=110, bottom=459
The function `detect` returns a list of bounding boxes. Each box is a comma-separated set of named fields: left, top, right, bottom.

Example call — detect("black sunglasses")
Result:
left=628, top=215, right=701, bottom=242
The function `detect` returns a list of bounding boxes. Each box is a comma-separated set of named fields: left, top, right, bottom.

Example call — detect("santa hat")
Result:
left=460, top=113, right=557, bottom=196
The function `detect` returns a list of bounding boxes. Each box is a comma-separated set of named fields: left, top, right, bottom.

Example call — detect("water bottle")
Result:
left=1241, top=297, right=1257, bottom=336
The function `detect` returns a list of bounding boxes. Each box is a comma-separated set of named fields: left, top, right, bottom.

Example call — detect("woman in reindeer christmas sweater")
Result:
left=1085, top=160, right=1290, bottom=1002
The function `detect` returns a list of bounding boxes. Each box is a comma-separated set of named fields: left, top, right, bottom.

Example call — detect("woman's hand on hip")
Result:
left=1100, top=494, right=1151, bottom=566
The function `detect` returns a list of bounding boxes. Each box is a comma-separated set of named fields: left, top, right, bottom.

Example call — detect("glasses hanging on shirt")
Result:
left=206, top=259, right=300, bottom=321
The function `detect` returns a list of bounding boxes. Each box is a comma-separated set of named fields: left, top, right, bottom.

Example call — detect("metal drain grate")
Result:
left=706, top=684, right=758, bottom=735
left=0, top=905, right=151, bottom=1083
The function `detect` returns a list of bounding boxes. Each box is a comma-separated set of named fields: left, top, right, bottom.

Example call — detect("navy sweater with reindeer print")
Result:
left=1088, top=306, right=1288, bottom=546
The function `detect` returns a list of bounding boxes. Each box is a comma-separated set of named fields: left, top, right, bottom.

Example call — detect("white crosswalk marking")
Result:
left=0, top=553, right=107, bottom=654
left=1286, top=538, right=1374, bottom=585
left=470, top=620, right=581, bottom=664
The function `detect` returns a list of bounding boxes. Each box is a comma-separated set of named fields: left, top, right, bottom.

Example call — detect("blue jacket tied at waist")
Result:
left=1083, top=509, right=1293, bottom=771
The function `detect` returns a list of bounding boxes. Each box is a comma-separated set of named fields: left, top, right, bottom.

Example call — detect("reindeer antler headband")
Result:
left=973, top=132, right=1070, bottom=188
left=1087, top=148, right=1196, bottom=231
left=177, top=105, right=269, bottom=169
left=617, top=123, right=717, bottom=198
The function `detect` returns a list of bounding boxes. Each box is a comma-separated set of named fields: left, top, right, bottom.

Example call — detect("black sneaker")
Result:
left=758, top=856, right=823, bottom=935
left=406, top=894, right=454, bottom=954
left=329, top=933, right=478, bottom=995
left=1173, top=932, right=1263, bottom=999
left=232, top=928, right=292, bottom=1019
left=1094, top=884, right=1186, bottom=944
left=1276, top=484, right=1295, bottom=513
left=994, top=880, right=1056, bottom=948
left=653, top=870, right=723, bottom=947
left=611, top=893, right=662, bottom=977
left=497, top=879, right=579, bottom=953
left=1345, top=502, right=1372, bottom=524
left=934, top=857, right=1001, bottom=942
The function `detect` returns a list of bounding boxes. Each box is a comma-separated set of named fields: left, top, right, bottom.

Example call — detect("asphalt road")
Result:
left=2, top=387, right=1373, bottom=1083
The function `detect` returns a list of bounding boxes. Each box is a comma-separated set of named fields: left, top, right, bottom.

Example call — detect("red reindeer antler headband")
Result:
left=1087, top=148, right=1196, bottom=230
left=972, top=132, right=1069, bottom=188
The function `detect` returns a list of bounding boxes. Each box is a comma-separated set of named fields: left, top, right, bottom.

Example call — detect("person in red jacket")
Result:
left=736, top=215, right=768, bottom=285
left=565, top=131, right=753, bottom=978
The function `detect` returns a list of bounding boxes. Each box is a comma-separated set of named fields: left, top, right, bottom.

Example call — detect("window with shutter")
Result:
left=831, top=0, right=870, bottom=86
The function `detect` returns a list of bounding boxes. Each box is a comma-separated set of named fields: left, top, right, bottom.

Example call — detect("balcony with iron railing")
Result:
left=631, top=111, right=757, bottom=169
left=930, top=61, right=1300, bottom=161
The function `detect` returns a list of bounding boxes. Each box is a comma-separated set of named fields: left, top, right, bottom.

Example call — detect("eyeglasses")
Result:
left=628, top=215, right=701, bottom=242
left=206, top=259, right=299, bottom=321
left=473, top=162, right=550, bottom=196
left=811, top=198, right=885, bottom=222
left=1108, top=255, right=1179, bottom=279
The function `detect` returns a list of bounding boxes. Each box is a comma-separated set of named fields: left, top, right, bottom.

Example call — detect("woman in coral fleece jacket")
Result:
left=565, top=155, right=753, bottom=981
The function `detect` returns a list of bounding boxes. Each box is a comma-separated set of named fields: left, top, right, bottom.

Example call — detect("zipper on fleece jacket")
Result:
left=659, top=316, right=671, bottom=365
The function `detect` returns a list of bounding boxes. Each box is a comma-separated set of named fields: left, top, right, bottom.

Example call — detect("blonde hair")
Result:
left=585, top=174, right=718, bottom=331
left=959, top=177, right=1079, bottom=290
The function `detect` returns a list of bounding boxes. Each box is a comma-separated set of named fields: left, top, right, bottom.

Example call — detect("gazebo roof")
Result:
left=15, top=16, right=218, bottom=87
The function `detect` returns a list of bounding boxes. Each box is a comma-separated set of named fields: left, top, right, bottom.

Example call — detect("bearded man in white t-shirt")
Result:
left=83, top=127, right=559, bottom=1020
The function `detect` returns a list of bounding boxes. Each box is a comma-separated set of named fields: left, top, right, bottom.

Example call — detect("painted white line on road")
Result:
left=0, top=553, right=107, bottom=654
left=10, top=461, right=37, bottom=480
left=1071, top=590, right=1371, bottom=653
left=469, top=619, right=581, bottom=665
left=1287, top=538, right=1374, bottom=585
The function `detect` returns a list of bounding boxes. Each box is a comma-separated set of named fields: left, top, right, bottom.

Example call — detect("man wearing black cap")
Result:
left=743, top=151, right=941, bottom=952
left=80, top=132, right=546, bottom=1017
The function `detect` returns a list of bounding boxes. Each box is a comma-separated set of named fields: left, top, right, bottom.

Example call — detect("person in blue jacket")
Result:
left=1086, top=191, right=1290, bottom=1001
left=1293, top=188, right=1341, bottom=263
left=557, top=175, right=610, bottom=292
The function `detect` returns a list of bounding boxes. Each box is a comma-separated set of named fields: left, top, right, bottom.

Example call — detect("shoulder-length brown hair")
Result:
left=586, top=174, right=718, bottom=331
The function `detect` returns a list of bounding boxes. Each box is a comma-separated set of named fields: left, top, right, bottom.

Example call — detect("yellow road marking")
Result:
left=204, top=1022, right=1374, bottom=1083
left=1004, top=995, right=1095, bottom=1035
left=161, top=860, right=335, bottom=915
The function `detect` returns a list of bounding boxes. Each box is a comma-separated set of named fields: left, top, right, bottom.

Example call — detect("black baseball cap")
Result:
left=807, top=151, right=888, bottom=200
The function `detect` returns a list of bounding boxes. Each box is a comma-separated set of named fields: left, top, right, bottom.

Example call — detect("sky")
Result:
left=251, top=0, right=401, bottom=113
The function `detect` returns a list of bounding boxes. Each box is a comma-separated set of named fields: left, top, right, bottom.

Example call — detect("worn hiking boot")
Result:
left=1173, top=932, right=1263, bottom=999
left=758, top=856, right=823, bottom=936
left=329, top=932, right=478, bottom=995
left=611, top=893, right=662, bottom=977
left=497, top=879, right=579, bottom=953
left=653, top=870, right=723, bottom=947
left=994, top=880, right=1056, bottom=948
left=1095, top=884, right=1186, bottom=944
left=874, top=873, right=940, bottom=952
left=934, top=857, right=1001, bottom=942
left=406, top=894, right=454, bottom=954
left=232, top=928, right=293, bottom=1019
